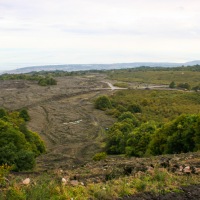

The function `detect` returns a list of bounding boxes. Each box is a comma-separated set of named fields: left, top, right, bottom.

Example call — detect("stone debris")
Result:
left=62, top=178, right=67, bottom=185
left=183, top=166, right=191, bottom=174
left=80, top=182, right=85, bottom=186
left=194, top=167, right=200, bottom=174
left=70, top=180, right=79, bottom=186
left=22, top=178, right=30, bottom=185
left=63, top=120, right=83, bottom=125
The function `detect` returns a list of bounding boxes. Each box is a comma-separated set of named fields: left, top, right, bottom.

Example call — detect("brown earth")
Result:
left=0, top=75, right=115, bottom=170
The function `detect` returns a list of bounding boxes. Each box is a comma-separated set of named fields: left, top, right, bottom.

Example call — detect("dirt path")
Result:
left=103, top=81, right=128, bottom=90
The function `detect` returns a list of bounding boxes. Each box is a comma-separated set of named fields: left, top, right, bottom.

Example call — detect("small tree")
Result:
left=127, top=104, right=142, bottom=113
left=118, top=112, right=139, bottom=126
left=0, top=108, right=7, bottom=119
left=177, top=83, right=191, bottom=90
left=95, top=96, right=112, bottom=110
left=19, top=109, right=30, bottom=121
left=169, top=81, right=176, bottom=88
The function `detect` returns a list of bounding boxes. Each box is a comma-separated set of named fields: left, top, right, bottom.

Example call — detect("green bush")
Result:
left=126, top=121, right=157, bottom=157
left=127, top=104, right=142, bottom=113
left=19, top=109, right=30, bottom=121
left=95, top=96, right=112, bottom=110
left=169, top=81, right=176, bottom=88
left=93, top=152, right=107, bottom=161
left=0, top=110, right=45, bottom=171
left=118, top=112, right=139, bottom=126
left=0, top=108, right=7, bottom=119
left=15, top=150, right=35, bottom=171
left=38, top=77, right=57, bottom=86
left=148, top=114, right=200, bottom=155
left=177, top=83, right=191, bottom=90
left=113, top=82, right=129, bottom=88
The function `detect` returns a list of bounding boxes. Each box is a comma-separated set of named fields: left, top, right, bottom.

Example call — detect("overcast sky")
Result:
left=0, top=0, right=200, bottom=70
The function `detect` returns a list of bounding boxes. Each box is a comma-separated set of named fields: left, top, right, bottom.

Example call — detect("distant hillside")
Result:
left=184, top=60, right=200, bottom=66
left=3, top=61, right=200, bottom=74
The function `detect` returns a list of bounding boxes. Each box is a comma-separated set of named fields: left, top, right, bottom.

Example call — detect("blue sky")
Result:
left=0, top=0, right=200, bottom=71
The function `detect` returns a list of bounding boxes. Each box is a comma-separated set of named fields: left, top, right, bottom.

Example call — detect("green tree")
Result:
left=0, top=110, right=45, bottom=171
left=0, top=108, right=7, bottom=119
left=127, top=104, right=142, bottom=113
left=95, top=96, right=112, bottom=110
left=169, top=81, right=176, bottom=88
left=118, top=111, right=139, bottom=126
left=177, top=83, right=191, bottom=90
left=148, top=114, right=200, bottom=155
left=126, top=121, right=157, bottom=157
left=15, top=150, right=35, bottom=171
left=19, top=109, right=30, bottom=121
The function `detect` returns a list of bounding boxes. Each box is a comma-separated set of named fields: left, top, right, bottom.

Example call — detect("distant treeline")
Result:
left=107, top=65, right=200, bottom=72
left=0, top=70, right=105, bottom=86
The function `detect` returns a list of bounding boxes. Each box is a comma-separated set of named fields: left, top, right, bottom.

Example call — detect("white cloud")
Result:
left=0, top=0, right=200, bottom=70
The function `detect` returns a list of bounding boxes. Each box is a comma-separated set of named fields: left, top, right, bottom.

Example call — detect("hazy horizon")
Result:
left=1, top=0, right=200, bottom=71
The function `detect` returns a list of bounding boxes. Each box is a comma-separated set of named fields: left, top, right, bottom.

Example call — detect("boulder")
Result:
left=62, top=178, right=67, bottom=185
left=70, top=180, right=79, bottom=186
left=22, top=178, right=30, bottom=185
left=183, top=166, right=193, bottom=174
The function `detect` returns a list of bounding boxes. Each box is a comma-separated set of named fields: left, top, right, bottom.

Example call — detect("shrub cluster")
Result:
left=0, top=108, right=45, bottom=171
left=95, top=94, right=200, bottom=157
left=38, top=77, right=57, bottom=86
left=106, top=113, right=200, bottom=157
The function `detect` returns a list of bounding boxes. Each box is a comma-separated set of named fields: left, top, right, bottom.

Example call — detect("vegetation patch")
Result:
left=94, top=91, right=200, bottom=157
left=113, top=82, right=129, bottom=88
left=0, top=108, right=45, bottom=171
left=0, top=168, right=199, bottom=200
left=107, top=66, right=200, bottom=87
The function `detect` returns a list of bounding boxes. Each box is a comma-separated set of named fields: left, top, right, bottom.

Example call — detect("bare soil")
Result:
left=0, top=75, right=115, bottom=169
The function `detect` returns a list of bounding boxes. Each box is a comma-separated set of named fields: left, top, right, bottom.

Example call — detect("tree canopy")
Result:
left=0, top=109, right=45, bottom=171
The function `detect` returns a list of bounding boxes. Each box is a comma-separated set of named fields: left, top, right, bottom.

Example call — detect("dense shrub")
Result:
left=0, top=108, right=7, bottom=119
left=169, top=81, right=176, bottom=88
left=19, top=109, right=30, bottom=121
left=93, top=152, right=107, bottom=161
left=118, top=112, right=139, bottom=126
left=192, top=85, right=200, bottom=91
left=127, top=104, right=142, bottom=113
left=95, top=96, right=112, bottom=110
left=38, top=77, right=57, bottom=86
left=0, top=110, right=45, bottom=171
left=177, top=83, right=191, bottom=90
left=148, top=114, right=200, bottom=155
left=126, top=121, right=157, bottom=157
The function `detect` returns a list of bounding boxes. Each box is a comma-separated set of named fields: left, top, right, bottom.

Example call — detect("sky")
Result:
left=0, top=0, right=200, bottom=71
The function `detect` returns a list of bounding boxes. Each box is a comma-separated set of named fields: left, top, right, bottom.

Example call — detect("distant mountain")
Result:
left=3, top=61, right=200, bottom=74
left=184, top=60, right=200, bottom=66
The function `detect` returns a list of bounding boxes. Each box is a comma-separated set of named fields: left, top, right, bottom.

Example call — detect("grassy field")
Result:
left=108, top=89, right=200, bottom=123
left=108, top=70, right=200, bottom=87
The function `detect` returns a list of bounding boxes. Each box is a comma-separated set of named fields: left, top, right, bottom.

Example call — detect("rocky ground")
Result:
left=56, top=151, right=200, bottom=183
left=121, top=185, right=200, bottom=200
